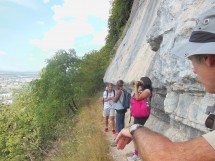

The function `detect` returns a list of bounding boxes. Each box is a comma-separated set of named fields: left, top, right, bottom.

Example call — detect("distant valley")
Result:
left=0, top=71, right=39, bottom=104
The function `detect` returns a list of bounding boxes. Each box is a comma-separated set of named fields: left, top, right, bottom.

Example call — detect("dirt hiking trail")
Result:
left=104, top=112, right=143, bottom=161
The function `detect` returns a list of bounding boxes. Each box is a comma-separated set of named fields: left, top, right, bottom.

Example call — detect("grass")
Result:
left=46, top=97, right=113, bottom=161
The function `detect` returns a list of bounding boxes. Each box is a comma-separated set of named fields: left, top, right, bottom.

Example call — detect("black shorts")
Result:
left=134, top=117, right=149, bottom=126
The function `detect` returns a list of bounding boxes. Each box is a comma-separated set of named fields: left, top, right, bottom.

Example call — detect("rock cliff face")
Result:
left=104, top=0, right=215, bottom=141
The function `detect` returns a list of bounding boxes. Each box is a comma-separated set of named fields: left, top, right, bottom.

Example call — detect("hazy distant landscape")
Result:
left=0, top=71, right=39, bottom=104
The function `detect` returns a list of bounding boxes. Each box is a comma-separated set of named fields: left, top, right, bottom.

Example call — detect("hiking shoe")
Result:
left=112, top=129, right=116, bottom=135
left=127, top=153, right=139, bottom=161
left=104, top=127, right=108, bottom=132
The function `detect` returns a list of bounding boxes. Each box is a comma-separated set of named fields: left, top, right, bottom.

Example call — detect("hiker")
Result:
left=103, top=83, right=116, bottom=134
left=127, top=77, right=152, bottom=161
left=113, top=80, right=127, bottom=135
left=115, top=8, right=215, bottom=161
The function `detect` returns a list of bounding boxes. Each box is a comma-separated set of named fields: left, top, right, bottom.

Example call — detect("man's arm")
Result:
left=103, top=91, right=112, bottom=102
left=116, top=127, right=215, bottom=161
left=104, top=97, right=112, bottom=102
left=113, top=90, right=121, bottom=103
left=134, top=127, right=215, bottom=161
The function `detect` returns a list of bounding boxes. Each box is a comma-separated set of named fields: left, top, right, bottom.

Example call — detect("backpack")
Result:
left=121, top=89, right=131, bottom=109
left=102, top=90, right=115, bottom=105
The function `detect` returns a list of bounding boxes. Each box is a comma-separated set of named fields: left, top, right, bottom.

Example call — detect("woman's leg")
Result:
left=131, top=117, right=149, bottom=158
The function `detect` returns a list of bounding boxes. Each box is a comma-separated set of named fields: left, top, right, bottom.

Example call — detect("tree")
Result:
left=31, top=49, right=80, bottom=140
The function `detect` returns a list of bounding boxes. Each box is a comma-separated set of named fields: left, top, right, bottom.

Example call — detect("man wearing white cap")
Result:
left=115, top=8, right=215, bottom=161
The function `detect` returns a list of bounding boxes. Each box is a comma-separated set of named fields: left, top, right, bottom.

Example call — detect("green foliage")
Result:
left=0, top=50, right=81, bottom=160
left=106, top=0, right=134, bottom=54
left=0, top=87, right=41, bottom=161
left=73, top=50, right=109, bottom=98
left=31, top=49, right=80, bottom=141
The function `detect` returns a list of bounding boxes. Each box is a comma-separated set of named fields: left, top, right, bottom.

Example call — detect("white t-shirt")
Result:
left=202, top=130, right=215, bottom=149
left=103, top=90, right=115, bottom=109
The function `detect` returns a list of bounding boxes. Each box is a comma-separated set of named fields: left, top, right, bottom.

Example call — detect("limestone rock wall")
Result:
left=103, top=0, right=215, bottom=141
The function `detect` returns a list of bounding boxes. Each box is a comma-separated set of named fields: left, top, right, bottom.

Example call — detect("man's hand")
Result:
left=115, top=128, right=133, bottom=150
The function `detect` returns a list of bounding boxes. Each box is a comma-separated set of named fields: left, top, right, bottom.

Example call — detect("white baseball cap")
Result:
left=173, top=8, right=215, bottom=58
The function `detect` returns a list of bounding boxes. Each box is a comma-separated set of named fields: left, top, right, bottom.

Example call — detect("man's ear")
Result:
left=205, top=54, right=215, bottom=67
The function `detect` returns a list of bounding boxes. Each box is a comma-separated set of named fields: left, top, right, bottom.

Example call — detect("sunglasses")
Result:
left=205, top=113, right=215, bottom=130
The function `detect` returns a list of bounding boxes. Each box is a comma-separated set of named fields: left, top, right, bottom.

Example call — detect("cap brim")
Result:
left=173, top=41, right=215, bottom=58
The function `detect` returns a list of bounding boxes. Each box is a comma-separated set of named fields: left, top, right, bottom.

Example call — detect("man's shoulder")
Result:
left=103, top=90, right=108, bottom=97
left=202, top=130, right=215, bottom=149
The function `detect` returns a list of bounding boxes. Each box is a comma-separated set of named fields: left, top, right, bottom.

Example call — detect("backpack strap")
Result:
left=122, top=89, right=126, bottom=106
left=118, top=89, right=124, bottom=105
left=129, top=113, right=132, bottom=123
left=106, top=90, right=108, bottom=97
left=106, top=90, right=115, bottom=97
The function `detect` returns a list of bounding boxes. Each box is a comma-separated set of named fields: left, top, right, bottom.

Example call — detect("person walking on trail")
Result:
left=103, top=83, right=116, bottom=134
left=127, top=77, right=152, bottom=161
left=113, top=80, right=127, bottom=135
left=115, top=8, right=215, bottom=161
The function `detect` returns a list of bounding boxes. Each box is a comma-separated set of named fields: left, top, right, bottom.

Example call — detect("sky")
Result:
left=0, top=0, right=111, bottom=72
